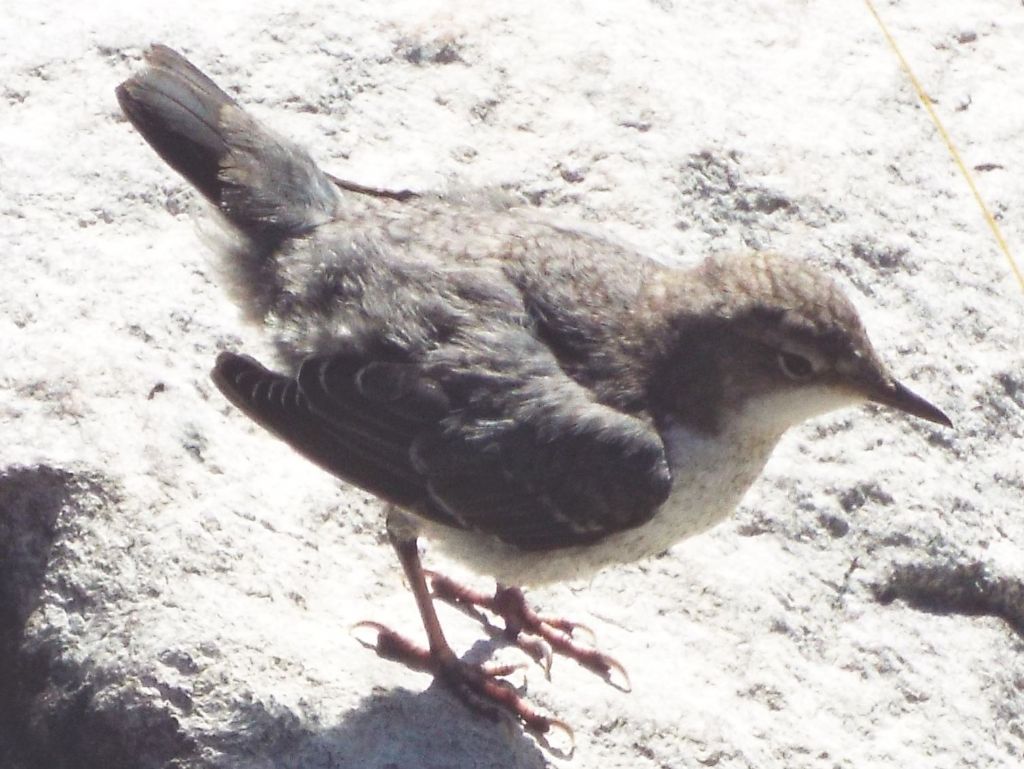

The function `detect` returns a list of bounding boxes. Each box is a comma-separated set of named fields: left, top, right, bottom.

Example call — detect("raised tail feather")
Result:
left=116, top=44, right=341, bottom=241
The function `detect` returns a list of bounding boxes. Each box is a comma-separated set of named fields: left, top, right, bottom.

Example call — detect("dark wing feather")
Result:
left=412, top=395, right=672, bottom=549
left=212, top=352, right=424, bottom=508
left=212, top=342, right=672, bottom=552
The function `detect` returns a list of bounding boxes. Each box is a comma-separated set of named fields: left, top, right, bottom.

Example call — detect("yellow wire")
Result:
left=864, top=0, right=1024, bottom=293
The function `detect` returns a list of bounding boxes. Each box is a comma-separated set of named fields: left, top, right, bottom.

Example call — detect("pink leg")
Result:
left=354, top=522, right=573, bottom=747
left=429, top=573, right=630, bottom=690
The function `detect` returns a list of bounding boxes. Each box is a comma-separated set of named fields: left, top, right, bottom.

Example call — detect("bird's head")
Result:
left=663, top=252, right=951, bottom=438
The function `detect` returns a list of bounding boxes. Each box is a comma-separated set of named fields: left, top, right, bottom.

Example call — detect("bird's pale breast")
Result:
left=415, top=418, right=781, bottom=586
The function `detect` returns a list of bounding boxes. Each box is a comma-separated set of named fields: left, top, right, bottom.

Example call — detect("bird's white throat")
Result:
left=732, top=384, right=865, bottom=437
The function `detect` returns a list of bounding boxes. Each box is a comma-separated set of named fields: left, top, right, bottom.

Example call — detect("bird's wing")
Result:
left=212, top=337, right=672, bottom=552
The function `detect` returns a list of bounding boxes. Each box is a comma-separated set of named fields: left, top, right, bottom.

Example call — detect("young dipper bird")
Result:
left=116, top=45, right=951, bottom=737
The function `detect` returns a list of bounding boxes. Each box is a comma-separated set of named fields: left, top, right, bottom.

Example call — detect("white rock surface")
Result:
left=2, top=1, right=1022, bottom=767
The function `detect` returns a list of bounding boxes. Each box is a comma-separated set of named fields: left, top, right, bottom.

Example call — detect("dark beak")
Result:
left=869, top=378, right=952, bottom=427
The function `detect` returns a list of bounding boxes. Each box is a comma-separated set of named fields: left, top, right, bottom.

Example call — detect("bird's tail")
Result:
left=116, top=44, right=341, bottom=243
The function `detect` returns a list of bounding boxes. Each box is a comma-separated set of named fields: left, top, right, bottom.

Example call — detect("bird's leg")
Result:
left=428, top=573, right=630, bottom=690
left=354, top=516, right=568, bottom=739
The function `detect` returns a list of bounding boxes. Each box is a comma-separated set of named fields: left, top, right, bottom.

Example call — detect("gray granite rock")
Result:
left=2, top=2, right=1022, bottom=767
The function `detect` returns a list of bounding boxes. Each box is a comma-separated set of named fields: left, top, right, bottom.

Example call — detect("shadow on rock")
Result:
left=0, top=465, right=79, bottom=768
left=212, top=676, right=552, bottom=769
left=200, top=635, right=552, bottom=768
left=875, top=559, right=1024, bottom=638
left=0, top=466, right=553, bottom=769
left=0, top=465, right=194, bottom=769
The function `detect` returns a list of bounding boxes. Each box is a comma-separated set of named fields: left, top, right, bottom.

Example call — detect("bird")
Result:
left=116, top=44, right=951, bottom=739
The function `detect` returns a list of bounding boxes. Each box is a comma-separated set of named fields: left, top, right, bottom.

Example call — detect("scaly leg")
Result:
left=355, top=515, right=572, bottom=744
left=428, top=573, right=630, bottom=690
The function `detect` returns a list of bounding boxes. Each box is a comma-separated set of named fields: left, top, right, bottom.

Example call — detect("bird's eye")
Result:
left=777, top=351, right=814, bottom=381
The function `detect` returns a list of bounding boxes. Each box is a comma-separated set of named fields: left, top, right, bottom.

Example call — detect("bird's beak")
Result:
left=868, top=378, right=952, bottom=427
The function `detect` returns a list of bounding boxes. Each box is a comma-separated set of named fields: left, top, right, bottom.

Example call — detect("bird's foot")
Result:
left=353, top=621, right=573, bottom=750
left=427, top=573, right=630, bottom=690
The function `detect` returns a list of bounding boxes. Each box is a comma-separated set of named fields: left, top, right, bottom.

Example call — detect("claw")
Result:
left=350, top=620, right=389, bottom=649
left=426, top=574, right=630, bottom=687
left=543, top=618, right=596, bottom=646
left=535, top=717, right=575, bottom=757
left=351, top=617, right=562, bottom=739
left=379, top=534, right=573, bottom=747
left=350, top=621, right=435, bottom=673
left=603, top=655, right=632, bottom=692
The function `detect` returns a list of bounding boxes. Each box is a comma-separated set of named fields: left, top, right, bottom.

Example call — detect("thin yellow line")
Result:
left=864, top=0, right=1024, bottom=293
